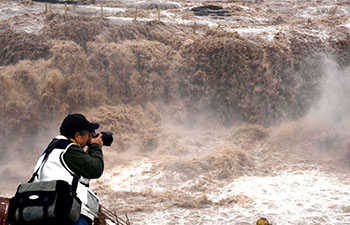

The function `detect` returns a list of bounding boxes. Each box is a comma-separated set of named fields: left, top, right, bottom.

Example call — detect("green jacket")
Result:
left=63, top=143, right=104, bottom=179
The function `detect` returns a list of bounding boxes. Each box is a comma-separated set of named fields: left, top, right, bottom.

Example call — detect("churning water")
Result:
left=1, top=0, right=350, bottom=224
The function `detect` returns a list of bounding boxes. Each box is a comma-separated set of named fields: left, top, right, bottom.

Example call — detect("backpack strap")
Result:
left=28, top=138, right=81, bottom=196
left=71, top=174, right=80, bottom=196
left=28, top=138, right=64, bottom=183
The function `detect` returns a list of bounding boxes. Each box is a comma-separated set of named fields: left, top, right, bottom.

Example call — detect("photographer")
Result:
left=32, top=113, right=104, bottom=225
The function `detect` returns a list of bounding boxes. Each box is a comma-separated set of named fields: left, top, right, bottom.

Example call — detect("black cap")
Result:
left=60, top=113, right=99, bottom=138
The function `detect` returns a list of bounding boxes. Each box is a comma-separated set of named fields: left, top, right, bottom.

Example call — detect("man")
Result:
left=33, top=113, right=104, bottom=225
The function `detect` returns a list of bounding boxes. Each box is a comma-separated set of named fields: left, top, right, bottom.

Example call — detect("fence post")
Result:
left=64, top=3, right=67, bottom=20
left=133, top=7, right=138, bottom=22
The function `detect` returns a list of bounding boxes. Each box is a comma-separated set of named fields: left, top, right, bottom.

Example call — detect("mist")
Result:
left=269, top=57, right=350, bottom=170
left=307, top=58, right=350, bottom=128
left=1, top=0, right=350, bottom=223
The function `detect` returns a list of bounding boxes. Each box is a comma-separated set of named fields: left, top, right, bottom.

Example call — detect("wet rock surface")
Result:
left=191, top=5, right=231, bottom=17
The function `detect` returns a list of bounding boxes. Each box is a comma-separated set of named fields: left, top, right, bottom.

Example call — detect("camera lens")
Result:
left=101, top=132, right=113, bottom=146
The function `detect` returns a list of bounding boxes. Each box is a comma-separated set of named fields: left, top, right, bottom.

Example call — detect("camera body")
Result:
left=91, top=131, right=113, bottom=146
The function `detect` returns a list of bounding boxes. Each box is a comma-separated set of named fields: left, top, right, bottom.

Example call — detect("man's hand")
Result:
left=90, top=133, right=103, bottom=147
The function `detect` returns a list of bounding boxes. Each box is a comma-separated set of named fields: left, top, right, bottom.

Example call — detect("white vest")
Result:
left=33, top=135, right=99, bottom=221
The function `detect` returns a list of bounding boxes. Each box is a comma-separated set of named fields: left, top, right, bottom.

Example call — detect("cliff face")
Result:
left=1, top=12, right=349, bottom=135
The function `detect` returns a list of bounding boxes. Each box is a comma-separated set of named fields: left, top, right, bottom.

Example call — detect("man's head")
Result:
left=60, top=113, right=99, bottom=146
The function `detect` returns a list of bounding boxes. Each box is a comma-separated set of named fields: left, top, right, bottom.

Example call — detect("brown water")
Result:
left=1, top=0, right=350, bottom=224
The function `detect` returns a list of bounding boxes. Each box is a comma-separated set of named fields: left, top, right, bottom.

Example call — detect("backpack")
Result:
left=7, top=139, right=81, bottom=225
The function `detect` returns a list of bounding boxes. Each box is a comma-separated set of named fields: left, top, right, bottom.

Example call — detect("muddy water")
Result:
left=1, top=0, right=350, bottom=224
left=94, top=117, right=350, bottom=224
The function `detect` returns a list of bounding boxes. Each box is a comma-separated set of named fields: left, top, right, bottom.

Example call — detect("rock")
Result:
left=191, top=5, right=231, bottom=17
left=256, top=217, right=270, bottom=225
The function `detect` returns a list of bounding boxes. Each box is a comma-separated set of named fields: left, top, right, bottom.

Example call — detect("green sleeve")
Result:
left=63, top=143, right=104, bottom=179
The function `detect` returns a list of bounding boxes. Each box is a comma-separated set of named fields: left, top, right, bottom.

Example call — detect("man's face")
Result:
left=75, top=130, right=90, bottom=147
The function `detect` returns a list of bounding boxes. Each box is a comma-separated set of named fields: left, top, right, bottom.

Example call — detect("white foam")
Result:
left=106, top=16, right=154, bottom=23
left=103, top=159, right=350, bottom=224
left=83, top=5, right=126, bottom=13
left=345, top=21, right=350, bottom=30
left=206, top=169, right=350, bottom=224
left=105, top=160, right=167, bottom=193
left=0, top=3, right=25, bottom=20
left=231, top=26, right=279, bottom=41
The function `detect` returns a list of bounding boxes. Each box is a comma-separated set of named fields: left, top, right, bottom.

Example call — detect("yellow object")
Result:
left=133, top=7, right=138, bottom=22
left=193, top=22, right=197, bottom=34
left=64, top=3, right=67, bottom=20
left=256, top=217, right=269, bottom=225
left=45, top=3, right=48, bottom=14
left=158, top=8, right=160, bottom=21
left=69, top=138, right=80, bottom=146
left=101, top=3, right=104, bottom=19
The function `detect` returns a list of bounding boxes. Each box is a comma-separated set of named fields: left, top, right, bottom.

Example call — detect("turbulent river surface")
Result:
left=1, top=0, right=350, bottom=224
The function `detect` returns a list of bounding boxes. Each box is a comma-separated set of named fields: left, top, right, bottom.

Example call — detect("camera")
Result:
left=91, top=131, right=113, bottom=146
